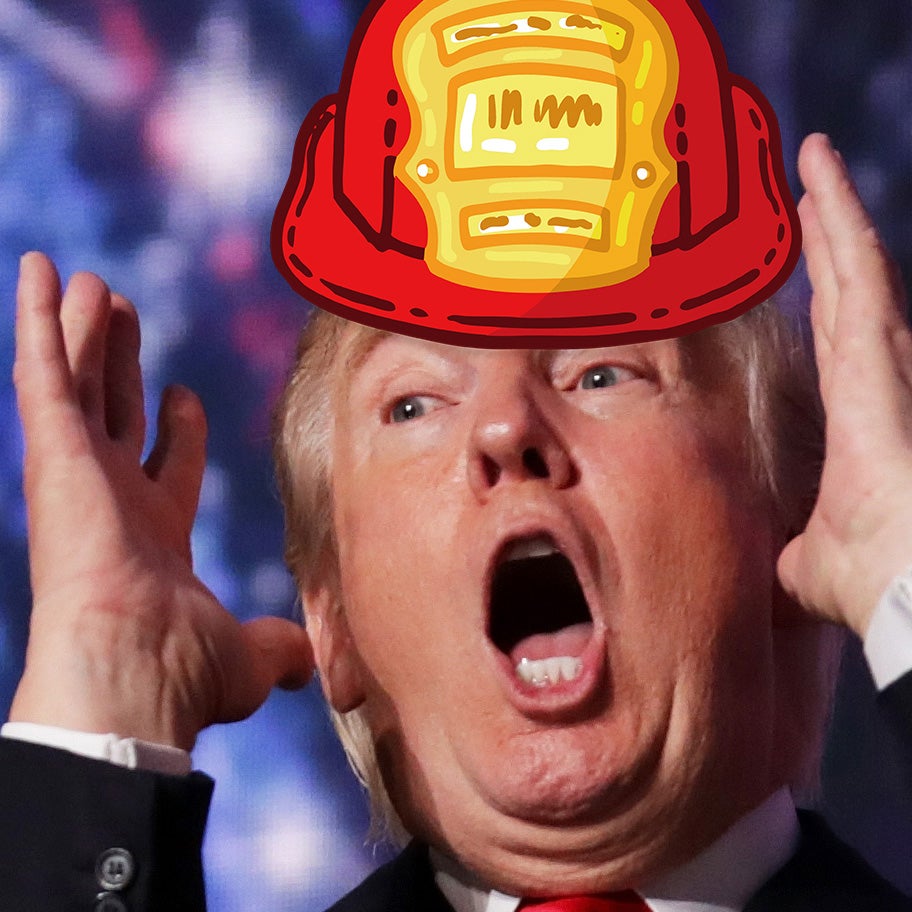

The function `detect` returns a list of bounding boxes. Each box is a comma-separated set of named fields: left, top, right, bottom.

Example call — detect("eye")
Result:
left=387, top=394, right=442, bottom=423
left=578, top=364, right=634, bottom=390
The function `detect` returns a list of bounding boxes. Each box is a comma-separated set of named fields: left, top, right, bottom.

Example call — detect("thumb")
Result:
left=776, top=534, right=804, bottom=602
left=776, top=531, right=839, bottom=623
left=220, top=618, right=315, bottom=723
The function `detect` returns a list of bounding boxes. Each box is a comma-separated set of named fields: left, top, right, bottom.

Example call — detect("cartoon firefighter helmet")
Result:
left=272, top=0, right=800, bottom=347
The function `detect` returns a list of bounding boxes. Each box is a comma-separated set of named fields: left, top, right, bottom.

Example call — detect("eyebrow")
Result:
left=337, top=329, right=687, bottom=381
left=339, top=325, right=391, bottom=377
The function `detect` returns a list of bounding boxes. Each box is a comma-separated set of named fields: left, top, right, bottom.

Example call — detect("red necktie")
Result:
left=519, top=894, right=651, bottom=912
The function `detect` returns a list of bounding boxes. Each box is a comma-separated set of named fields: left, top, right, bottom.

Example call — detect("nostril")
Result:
left=522, top=447, right=549, bottom=478
left=482, top=453, right=501, bottom=487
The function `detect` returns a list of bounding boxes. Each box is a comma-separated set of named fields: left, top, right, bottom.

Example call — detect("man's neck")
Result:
left=431, top=788, right=800, bottom=912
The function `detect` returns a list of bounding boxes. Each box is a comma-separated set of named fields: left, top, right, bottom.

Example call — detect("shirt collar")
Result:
left=431, top=787, right=800, bottom=912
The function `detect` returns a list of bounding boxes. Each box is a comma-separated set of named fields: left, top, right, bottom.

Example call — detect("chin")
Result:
left=434, top=792, right=691, bottom=898
left=397, top=736, right=703, bottom=894
left=476, top=726, right=666, bottom=826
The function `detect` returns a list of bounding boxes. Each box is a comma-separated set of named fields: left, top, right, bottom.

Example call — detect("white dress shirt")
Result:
left=864, top=568, right=912, bottom=689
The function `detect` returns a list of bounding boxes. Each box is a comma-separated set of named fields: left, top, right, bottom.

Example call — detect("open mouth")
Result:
left=488, top=535, right=593, bottom=688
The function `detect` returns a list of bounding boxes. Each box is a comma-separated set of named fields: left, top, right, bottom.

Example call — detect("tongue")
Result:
left=508, top=622, right=593, bottom=665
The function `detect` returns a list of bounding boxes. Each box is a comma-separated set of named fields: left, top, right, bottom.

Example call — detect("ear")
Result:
left=302, top=583, right=366, bottom=712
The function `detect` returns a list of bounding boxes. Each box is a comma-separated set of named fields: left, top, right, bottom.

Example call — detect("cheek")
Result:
left=582, top=410, right=773, bottom=660
left=334, top=413, right=466, bottom=542
left=331, top=461, right=469, bottom=691
left=586, top=417, right=778, bottom=784
left=335, top=429, right=437, bottom=569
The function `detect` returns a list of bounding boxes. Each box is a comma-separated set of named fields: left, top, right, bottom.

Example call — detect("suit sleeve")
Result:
left=879, top=672, right=912, bottom=789
left=0, top=737, right=213, bottom=912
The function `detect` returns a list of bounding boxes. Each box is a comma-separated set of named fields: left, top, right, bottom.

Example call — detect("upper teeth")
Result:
left=503, top=536, right=558, bottom=562
left=516, top=656, right=582, bottom=687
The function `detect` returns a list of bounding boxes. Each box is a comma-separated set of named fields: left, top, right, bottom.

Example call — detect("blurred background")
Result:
left=0, top=1, right=910, bottom=909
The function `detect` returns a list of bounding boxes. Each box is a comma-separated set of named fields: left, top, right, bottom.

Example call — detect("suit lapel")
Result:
left=743, top=811, right=912, bottom=911
left=328, top=841, right=456, bottom=912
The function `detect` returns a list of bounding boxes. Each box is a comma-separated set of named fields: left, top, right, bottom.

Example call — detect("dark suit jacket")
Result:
left=1, top=676, right=911, bottom=911
left=0, top=738, right=213, bottom=911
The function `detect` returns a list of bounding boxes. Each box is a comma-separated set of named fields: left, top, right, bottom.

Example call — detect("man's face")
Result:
left=318, top=328, right=792, bottom=893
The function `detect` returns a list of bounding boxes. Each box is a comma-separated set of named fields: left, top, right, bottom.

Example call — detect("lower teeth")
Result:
left=515, top=656, right=582, bottom=687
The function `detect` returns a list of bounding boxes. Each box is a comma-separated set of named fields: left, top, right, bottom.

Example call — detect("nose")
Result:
left=467, top=378, right=576, bottom=499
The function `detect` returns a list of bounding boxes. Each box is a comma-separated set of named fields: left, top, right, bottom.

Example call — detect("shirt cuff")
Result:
left=864, top=566, right=912, bottom=691
left=0, top=722, right=192, bottom=776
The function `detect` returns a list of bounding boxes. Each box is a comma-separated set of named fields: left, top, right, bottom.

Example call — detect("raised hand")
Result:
left=9, top=253, right=313, bottom=749
left=777, top=135, right=912, bottom=637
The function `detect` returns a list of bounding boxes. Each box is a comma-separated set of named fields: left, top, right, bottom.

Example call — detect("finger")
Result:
left=246, top=617, right=315, bottom=690
left=104, top=293, right=145, bottom=452
left=14, top=253, right=69, bottom=413
left=798, top=134, right=902, bottom=334
left=798, top=196, right=836, bottom=393
left=144, top=385, right=207, bottom=529
left=59, top=271, right=112, bottom=422
left=13, top=254, right=97, bottom=472
left=776, top=534, right=829, bottom=619
left=776, top=533, right=803, bottom=604
left=798, top=195, right=837, bottom=347
left=220, top=618, right=315, bottom=722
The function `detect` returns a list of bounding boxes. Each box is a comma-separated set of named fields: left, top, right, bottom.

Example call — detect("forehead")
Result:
left=331, top=321, right=732, bottom=389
